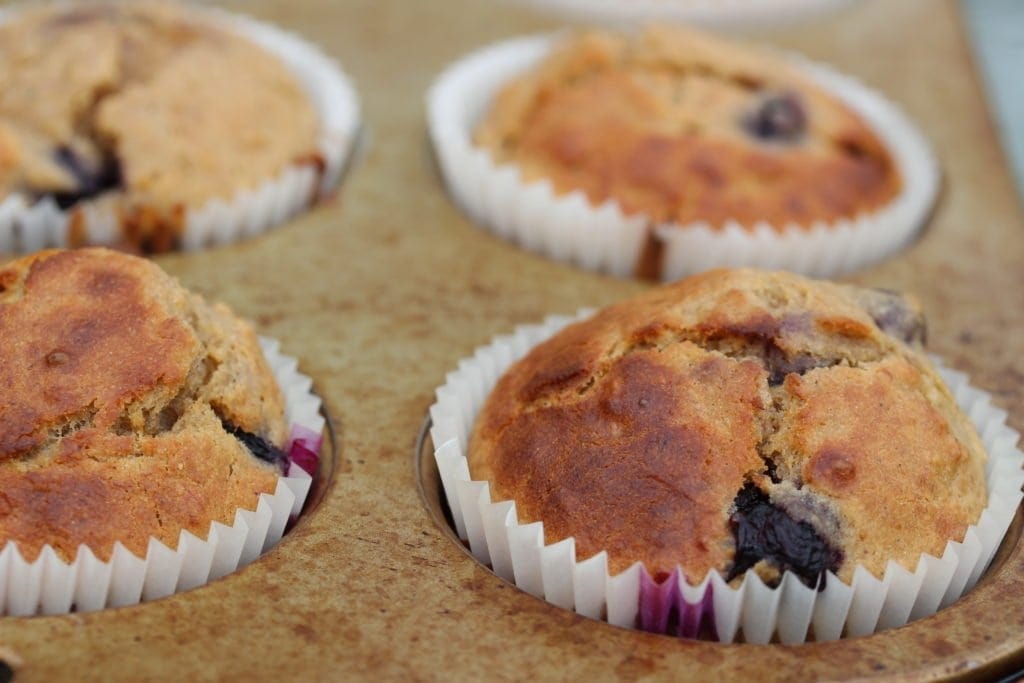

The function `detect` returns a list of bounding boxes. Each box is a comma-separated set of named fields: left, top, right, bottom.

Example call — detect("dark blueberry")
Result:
left=0, top=660, right=12, bottom=683
left=764, top=344, right=837, bottom=386
left=221, top=419, right=287, bottom=471
left=727, top=483, right=841, bottom=588
left=857, top=288, right=927, bottom=345
left=743, top=92, right=807, bottom=143
left=48, top=146, right=122, bottom=209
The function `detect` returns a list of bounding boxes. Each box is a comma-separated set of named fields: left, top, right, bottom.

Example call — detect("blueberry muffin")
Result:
left=0, top=248, right=288, bottom=562
left=475, top=27, right=901, bottom=235
left=469, top=270, right=986, bottom=586
left=0, top=2, right=319, bottom=251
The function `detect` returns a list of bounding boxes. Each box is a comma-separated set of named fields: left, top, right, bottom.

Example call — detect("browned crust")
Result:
left=294, top=151, right=329, bottom=206
left=778, top=359, right=985, bottom=575
left=479, top=345, right=765, bottom=580
left=475, top=27, right=903, bottom=232
left=118, top=204, right=186, bottom=254
left=469, top=269, right=987, bottom=581
left=0, top=428, right=277, bottom=563
left=67, top=208, right=88, bottom=248
left=0, top=248, right=286, bottom=561
left=0, top=2, right=323, bottom=254
left=633, top=227, right=665, bottom=280
left=0, top=249, right=195, bottom=460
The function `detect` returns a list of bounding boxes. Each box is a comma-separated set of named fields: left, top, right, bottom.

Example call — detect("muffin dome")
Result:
left=469, top=269, right=987, bottom=586
left=0, top=2, right=319, bottom=250
left=474, top=27, right=901, bottom=230
left=0, top=248, right=287, bottom=561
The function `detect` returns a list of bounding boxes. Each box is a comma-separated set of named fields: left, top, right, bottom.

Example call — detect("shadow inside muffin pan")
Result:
left=413, top=413, right=1024, bottom=644
left=286, top=397, right=341, bottom=529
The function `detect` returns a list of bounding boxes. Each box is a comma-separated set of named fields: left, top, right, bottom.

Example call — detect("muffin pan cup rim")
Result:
left=426, top=309, right=1024, bottom=644
left=0, top=1, right=362, bottom=253
left=415, top=411, right=1024, bottom=670
left=507, top=0, right=855, bottom=30
left=0, top=336, right=326, bottom=618
left=426, top=31, right=940, bottom=280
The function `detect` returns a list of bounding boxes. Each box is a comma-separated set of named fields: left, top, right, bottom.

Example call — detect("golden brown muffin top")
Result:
left=0, top=2, right=318, bottom=213
left=0, top=248, right=288, bottom=561
left=475, top=27, right=902, bottom=230
left=469, top=270, right=986, bottom=584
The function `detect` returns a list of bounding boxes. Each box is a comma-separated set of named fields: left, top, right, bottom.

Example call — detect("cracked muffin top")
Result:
left=469, top=269, right=986, bottom=585
left=0, top=248, right=288, bottom=562
left=0, top=2, right=318, bottom=246
left=474, top=27, right=902, bottom=230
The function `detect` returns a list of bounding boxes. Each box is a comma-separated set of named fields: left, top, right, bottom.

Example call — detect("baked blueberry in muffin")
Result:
left=0, top=2, right=319, bottom=251
left=468, top=269, right=986, bottom=587
left=474, top=27, right=901, bottom=233
left=0, top=248, right=287, bottom=561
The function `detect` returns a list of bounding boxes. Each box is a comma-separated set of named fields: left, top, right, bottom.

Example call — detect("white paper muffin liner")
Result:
left=0, top=337, right=325, bottom=617
left=507, top=0, right=854, bottom=29
left=427, top=34, right=939, bottom=280
left=0, top=4, right=361, bottom=253
left=429, top=311, right=1024, bottom=643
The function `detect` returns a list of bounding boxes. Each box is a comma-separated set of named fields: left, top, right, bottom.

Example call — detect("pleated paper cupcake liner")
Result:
left=0, top=4, right=361, bottom=253
left=0, top=337, right=325, bottom=617
left=508, top=0, right=854, bottom=29
left=429, top=312, right=1024, bottom=644
left=427, top=34, right=939, bottom=280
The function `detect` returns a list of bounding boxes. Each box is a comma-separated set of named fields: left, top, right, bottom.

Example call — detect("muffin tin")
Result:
left=0, top=0, right=1022, bottom=680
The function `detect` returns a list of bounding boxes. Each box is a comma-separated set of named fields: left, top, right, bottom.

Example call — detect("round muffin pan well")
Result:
left=413, top=411, right=1024, bottom=667
left=0, top=396, right=338, bottom=620
left=417, top=307, right=1024, bottom=645
left=427, top=31, right=940, bottom=281
left=1, top=0, right=1023, bottom=680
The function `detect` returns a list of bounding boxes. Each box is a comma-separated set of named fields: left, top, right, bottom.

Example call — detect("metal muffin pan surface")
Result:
left=0, top=0, right=1022, bottom=680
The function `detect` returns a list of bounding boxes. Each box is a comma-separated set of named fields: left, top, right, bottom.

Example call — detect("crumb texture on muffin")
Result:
left=0, top=2, right=318, bottom=248
left=474, top=27, right=902, bottom=230
left=469, top=269, right=986, bottom=585
left=0, top=248, right=287, bottom=562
